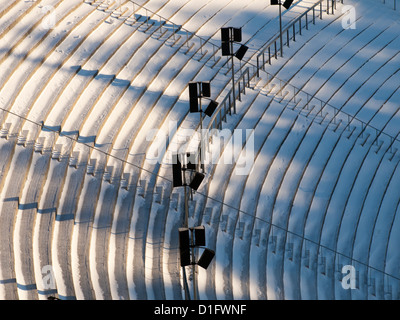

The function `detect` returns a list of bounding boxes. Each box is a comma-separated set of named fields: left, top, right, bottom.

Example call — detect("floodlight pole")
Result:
left=230, top=39, right=236, bottom=114
left=182, top=169, right=190, bottom=300
left=190, top=228, right=198, bottom=300
left=183, top=168, right=189, bottom=228
left=182, top=267, right=191, bottom=300
left=199, top=96, right=204, bottom=173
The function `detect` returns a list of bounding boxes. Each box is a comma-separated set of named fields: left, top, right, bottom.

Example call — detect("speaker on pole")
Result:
left=283, top=0, right=294, bottom=9
left=197, top=248, right=215, bottom=269
left=201, top=81, right=211, bottom=98
left=270, top=0, right=279, bottom=5
left=189, top=172, right=205, bottom=191
left=172, top=155, right=183, bottom=187
left=204, top=100, right=219, bottom=117
left=189, top=82, right=199, bottom=113
left=221, top=27, right=231, bottom=42
left=194, top=226, right=206, bottom=247
left=235, top=44, right=248, bottom=61
left=179, top=228, right=191, bottom=267
left=233, top=28, right=242, bottom=42
left=233, top=27, right=242, bottom=42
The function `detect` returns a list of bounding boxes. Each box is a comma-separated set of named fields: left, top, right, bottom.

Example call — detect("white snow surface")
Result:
left=0, top=0, right=399, bottom=300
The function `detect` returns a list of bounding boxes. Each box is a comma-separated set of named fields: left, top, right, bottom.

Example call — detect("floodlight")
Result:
left=179, top=228, right=191, bottom=267
left=172, top=155, right=183, bottom=187
left=233, top=27, right=242, bottom=42
left=221, top=27, right=231, bottom=42
left=194, top=226, right=206, bottom=247
left=197, top=248, right=215, bottom=269
left=235, top=44, right=248, bottom=61
left=270, top=0, right=279, bottom=5
left=283, top=0, right=294, bottom=9
left=189, top=82, right=199, bottom=113
left=204, top=100, right=219, bottom=117
left=189, top=172, right=205, bottom=191
left=201, top=82, right=211, bottom=98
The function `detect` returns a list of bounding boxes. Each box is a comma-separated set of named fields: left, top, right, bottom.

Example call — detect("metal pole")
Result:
left=191, top=228, right=197, bottom=300
left=183, top=168, right=189, bottom=228
left=183, top=169, right=191, bottom=299
left=199, top=92, right=204, bottom=173
left=279, top=2, right=283, bottom=57
left=231, top=35, right=236, bottom=114
left=182, top=266, right=191, bottom=300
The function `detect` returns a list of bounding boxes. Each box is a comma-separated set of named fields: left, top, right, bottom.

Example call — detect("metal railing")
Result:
left=381, top=0, right=398, bottom=10
left=204, top=61, right=400, bottom=161
left=206, top=0, right=343, bottom=132
left=256, top=0, right=344, bottom=77
left=126, top=0, right=222, bottom=61
left=201, top=0, right=400, bottom=164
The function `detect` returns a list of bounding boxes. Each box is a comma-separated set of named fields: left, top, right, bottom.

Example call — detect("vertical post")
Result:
left=182, top=267, right=191, bottom=300
left=293, top=23, right=296, bottom=41
left=287, top=28, right=289, bottom=46
left=199, top=92, right=204, bottom=173
left=279, top=2, right=283, bottom=57
left=306, top=11, right=308, bottom=30
left=190, top=228, right=197, bottom=300
left=263, top=52, right=266, bottom=69
left=182, top=169, right=190, bottom=300
left=299, top=18, right=302, bottom=35
left=268, top=46, right=271, bottom=64
left=183, top=169, right=189, bottom=228
left=231, top=34, right=236, bottom=114
left=320, top=1, right=323, bottom=19
left=313, top=7, right=315, bottom=24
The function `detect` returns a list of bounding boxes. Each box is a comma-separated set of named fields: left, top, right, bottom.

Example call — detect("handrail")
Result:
left=121, top=0, right=341, bottom=135
left=256, top=0, right=344, bottom=75
left=86, top=0, right=400, bottom=161
left=127, top=0, right=221, bottom=54
left=206, top=0, right=340, bottom=133
left=2, top=106, right=400, bottom=293
left=381, top=0, right=398, bottom=10
left=257, top=0, right=325, bottom=62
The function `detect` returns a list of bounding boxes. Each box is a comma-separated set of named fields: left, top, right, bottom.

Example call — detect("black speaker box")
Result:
left=179, top=228, right=191, bottom=267
left=197, top=248, right=215, bottom=269
left=194, top=226, right=206, bottom=247
left=189, top=172, right=205, bottom=191
left=172, top=155, right=183, bottom=187
left=235, top=44, right=248, bottom=61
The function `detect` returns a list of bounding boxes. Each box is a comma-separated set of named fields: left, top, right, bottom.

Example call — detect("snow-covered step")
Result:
left=13, top=150, right=50, bottom=300
left=0, top=144, right=35, bottom=299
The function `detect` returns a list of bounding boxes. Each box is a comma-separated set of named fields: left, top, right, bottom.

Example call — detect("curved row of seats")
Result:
left=93, top=0, right=326, bottom=300
left=0, top=0, right=325, bottom=299
left=3, top=0, right=398, bottom=301
left=180, top=0, right=400, bottom=300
